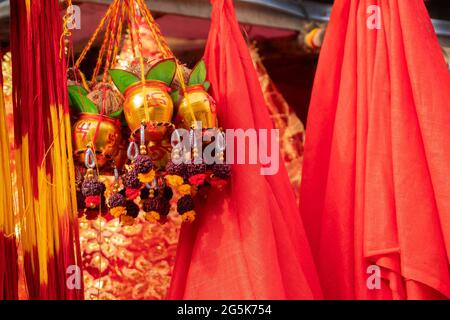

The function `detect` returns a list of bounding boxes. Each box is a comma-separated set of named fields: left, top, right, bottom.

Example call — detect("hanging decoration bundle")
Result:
left=10, top=0, right=83, bottom=299
left=68, top=0, right=231, bottom=226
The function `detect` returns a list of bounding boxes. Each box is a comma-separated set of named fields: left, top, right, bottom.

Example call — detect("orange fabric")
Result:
left=167, top=0, right=322, bottom=299
left=300, top=0, right=450, bottom=299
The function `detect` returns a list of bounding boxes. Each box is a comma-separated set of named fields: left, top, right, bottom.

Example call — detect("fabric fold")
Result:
left=167, top=0, right=322, bottom=299
left=300, top=0, right=450, bottom=299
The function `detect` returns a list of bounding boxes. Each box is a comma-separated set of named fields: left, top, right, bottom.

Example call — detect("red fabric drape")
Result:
left=167, top=0, right=322, bottom=299
left=300, top=0, right=450, bottom=299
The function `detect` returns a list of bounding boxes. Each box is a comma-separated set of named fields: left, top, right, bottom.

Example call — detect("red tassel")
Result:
left=10, top=0, right=83, bottom=300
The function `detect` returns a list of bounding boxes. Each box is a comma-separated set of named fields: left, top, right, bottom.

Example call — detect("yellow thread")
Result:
left=76, top=4, right=115, bottom=68
left=135, top=0, right=196, bottom=122
left=59, top=0, right=73, bottom=59
left=91, top=14, right=113, bottom=83
left=110, top=3, right=126, bottom=69
left=0, top=70, right=14, bottom=236
left=101, top=0, right=122, bottom=83
left=128, top=0, right=150, bottom=123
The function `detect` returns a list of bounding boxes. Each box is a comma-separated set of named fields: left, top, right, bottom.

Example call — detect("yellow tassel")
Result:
left=0, top=67, right=15, bottom=242
left=145, top=211, right=160, bottom=223
left=182, top=210, right=196, bottom=223
left=138, top=169, right=156, bottom=183
left=110, top=206, right=126, bottom=218
left=165, top=175, right=184, bottom=188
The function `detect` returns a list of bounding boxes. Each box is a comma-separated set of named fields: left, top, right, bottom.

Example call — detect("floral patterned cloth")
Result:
left=80, top=214, right=181, bottom=300
left=250, top=45, right=305, bottom=204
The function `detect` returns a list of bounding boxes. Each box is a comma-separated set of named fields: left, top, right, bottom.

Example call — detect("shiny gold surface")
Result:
left=147, top=137, right=172, bottom=169
left=123, top=80, right=173, bottom=141
left=177, top=85, right=217, bottom=129
left=73, top=113, right=122, bottom=167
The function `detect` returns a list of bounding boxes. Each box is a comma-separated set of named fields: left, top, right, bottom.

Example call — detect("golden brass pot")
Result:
left=147, top=137, right=173, bottom=169
left=176, top=85, right=218, bottom=130
left=123, top=80, right=173, bottom=141
left=72, top=113, right=122, bottom=167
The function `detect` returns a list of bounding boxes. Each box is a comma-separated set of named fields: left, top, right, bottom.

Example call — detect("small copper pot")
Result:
left=176, top=85, right=218, bottom=130
left=72, top=113, right=122, bottom=167
left=123, top=80, right=174, bottom=141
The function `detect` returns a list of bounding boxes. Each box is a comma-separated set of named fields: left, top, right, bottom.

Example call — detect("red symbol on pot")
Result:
left=107, top=133, right=118, bottom=144
left=76, top=122, right=91, bottom=140
left=146, top=92, right=166, bottom=107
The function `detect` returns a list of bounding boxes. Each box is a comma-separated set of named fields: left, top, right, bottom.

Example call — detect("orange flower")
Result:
left=110, top=206, right=126, bottom=218
left=165, top=175, right=184, bottom=187
left=145, top=211, right=161, bottom=223
left=177, top=184, right=191, bottom=196
left=138, top=169, right=156, bottom=183
left=120, top=214, right=135, bottom=226
left=182, top=210, right=196, bottom=223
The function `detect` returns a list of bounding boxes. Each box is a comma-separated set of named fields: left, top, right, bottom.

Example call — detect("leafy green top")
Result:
left=108, top=58, right=177, bottom=94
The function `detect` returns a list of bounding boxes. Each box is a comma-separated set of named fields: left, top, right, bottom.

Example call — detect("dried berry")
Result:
left=212, top=163, right=231, bottom=179
left=108, top=192, right=126, bottom=208
left=122, top=169, right=141, bottom=189
left=125, top=200, right=140, bottom=218
left=134, top=154, right=154, bottom=173
left=81, top=179, right=106, bottom=197
left=177, top=195, right=195, bottom=214
left=165, top=161, right=187, bottom=177
left=187, top=163, right=207, bottom=177
left=143, top=197, right=170, bottom=216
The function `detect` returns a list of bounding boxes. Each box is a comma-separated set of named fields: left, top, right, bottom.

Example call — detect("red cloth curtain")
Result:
left=167, top=0, right=322, bottom=299
left=300, top=0, right=450, bottom=299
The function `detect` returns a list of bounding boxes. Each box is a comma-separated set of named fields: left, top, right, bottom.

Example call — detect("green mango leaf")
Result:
left=108, top=108, right=124, bottom=119
left=146, top=58, right=177, bottom=85
left=79, top=95, right=99, bottom=114
left=108, top=69, right=140, bottom=94
left=68, top=85, right=88, bottom=112
left=68, top=84, right=89, bottom=96
left=188, top=60, right=207, bottom=86
left=170, top=90, right=180, bottom=105
left=68, top=85, right=97, bottom=113
left=203, top=81, right=211, bottom=91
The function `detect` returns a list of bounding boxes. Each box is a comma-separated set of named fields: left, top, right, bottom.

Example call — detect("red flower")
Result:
left=188, top=173, right=208, bottom=186
left=126, top=188, right=141, bottom=200
left=208, top=177, right=228, bottom=189
left=85, top=195, right=101, bottom=208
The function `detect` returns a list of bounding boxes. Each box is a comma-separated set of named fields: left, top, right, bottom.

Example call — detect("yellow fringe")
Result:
left=0, top=73, right=14, bottom=237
